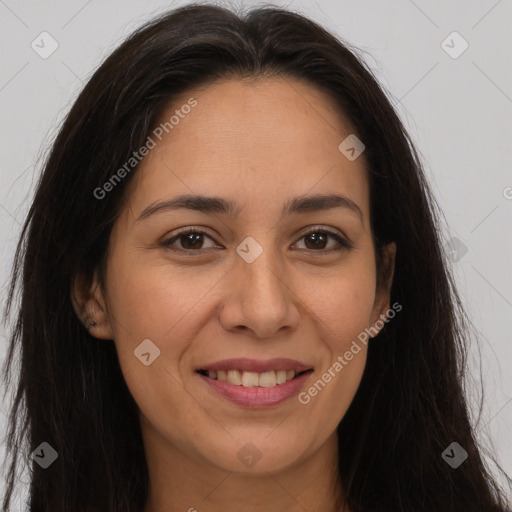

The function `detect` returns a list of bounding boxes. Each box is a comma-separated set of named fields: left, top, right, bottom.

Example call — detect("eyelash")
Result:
left=161, top=226, right=353, bottom=255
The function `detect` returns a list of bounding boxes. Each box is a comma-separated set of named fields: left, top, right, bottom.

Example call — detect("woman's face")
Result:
left=85, top=77, right=394, bottom=475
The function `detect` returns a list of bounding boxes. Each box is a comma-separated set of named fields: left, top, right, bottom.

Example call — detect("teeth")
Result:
left=258, top=371, right=277, bottom=388
left=241, top=371, right=259, bottom=387
left=276, top=370, right=287, bottom=384
left=202, top=369, right=299, bottom=387
left=227, top=370, right=242, bottom=385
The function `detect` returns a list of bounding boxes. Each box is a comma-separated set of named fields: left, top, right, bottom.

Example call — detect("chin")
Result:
left=197, top=435, right=310, bottom=474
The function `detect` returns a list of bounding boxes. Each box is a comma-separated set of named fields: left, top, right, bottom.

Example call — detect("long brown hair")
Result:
left=2, top=3, right=510, bottom=511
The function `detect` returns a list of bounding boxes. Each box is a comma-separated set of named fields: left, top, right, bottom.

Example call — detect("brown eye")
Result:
left=295, top=228, right=352, bottom=252
left=162, top=229, right=217, bottom=252
left=303, top=232, right=329, bottom=250
left=162, top=226, right=352, bottom=255
left=178, top=232, right=205, bottom=250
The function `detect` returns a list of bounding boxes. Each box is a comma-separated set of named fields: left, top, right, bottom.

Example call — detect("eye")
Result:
left=162, top=228, right=218, bottom=253
left=161, top=226, right=352, bottom=254
left=293, top=227, right=353, bottom=252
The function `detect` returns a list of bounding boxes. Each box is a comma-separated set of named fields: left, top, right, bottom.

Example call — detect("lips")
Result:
left=197, top=357, right=313, bottom=374
left=195, top=358, right=314, bottom=407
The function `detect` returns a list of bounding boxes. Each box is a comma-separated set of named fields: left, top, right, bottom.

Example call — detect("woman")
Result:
left=2, top=3, right=510, bottom=511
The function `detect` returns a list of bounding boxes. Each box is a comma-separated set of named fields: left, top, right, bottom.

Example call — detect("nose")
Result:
left=218, top=243, right=300, bottom=339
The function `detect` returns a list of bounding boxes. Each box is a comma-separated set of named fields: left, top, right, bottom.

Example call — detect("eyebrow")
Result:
left=136, top=193, right=364, bottom=223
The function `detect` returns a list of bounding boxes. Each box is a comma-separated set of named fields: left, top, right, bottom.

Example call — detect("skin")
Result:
left=72, top=77, right=396, bottom=512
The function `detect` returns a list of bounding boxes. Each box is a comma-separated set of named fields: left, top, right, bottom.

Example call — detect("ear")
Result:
left=70, top=270, right=114, bottom=340
left=369, top=242, right=397, bottom=335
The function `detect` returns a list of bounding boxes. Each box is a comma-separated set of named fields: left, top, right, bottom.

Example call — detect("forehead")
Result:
left=124, top=77, right=369, bottom=221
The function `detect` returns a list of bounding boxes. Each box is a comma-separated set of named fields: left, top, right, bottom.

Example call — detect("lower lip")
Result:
left=197, top=371, right=313, bottom=408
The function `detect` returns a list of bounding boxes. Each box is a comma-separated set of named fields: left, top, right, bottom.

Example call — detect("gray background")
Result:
left=1, top=0, right=511, bottom=508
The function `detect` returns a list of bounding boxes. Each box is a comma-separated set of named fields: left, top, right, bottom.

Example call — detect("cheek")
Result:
left=104, top=254, right=212, bottom=444
left=295, top=281, right=373, bottom=443
left=300, top=261, right=377, bottom=347
left=294, top=261, right=375, bottom=419
left=105, top=249, right=217, bottom=342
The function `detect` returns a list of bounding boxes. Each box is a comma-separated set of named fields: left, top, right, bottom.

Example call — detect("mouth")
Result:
left=195, top=358, right=314, bottom=407
left=196, top=368, right=311, bottom=387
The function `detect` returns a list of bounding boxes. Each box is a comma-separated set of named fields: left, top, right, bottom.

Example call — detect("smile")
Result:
left=196, top=358, right=314, bottom=407
left=197, top=369, right=305, bottom=387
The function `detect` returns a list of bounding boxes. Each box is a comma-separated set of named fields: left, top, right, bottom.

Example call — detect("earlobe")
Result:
left=70, top=270, right=114, bottom=340
left=381, top=241, right=396, bottom=306
left=370, top=242, right=397, bottom=336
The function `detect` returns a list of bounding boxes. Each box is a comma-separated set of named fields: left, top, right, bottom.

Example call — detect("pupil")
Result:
left=306, top=232, right=326, bottom=249
left=183, top=233, right=202, bottom=249
left=179, top=232, right=328, bottom=250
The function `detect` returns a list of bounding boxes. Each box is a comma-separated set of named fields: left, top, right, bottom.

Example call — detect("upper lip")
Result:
left=197, top=358, right=313, bottom=373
